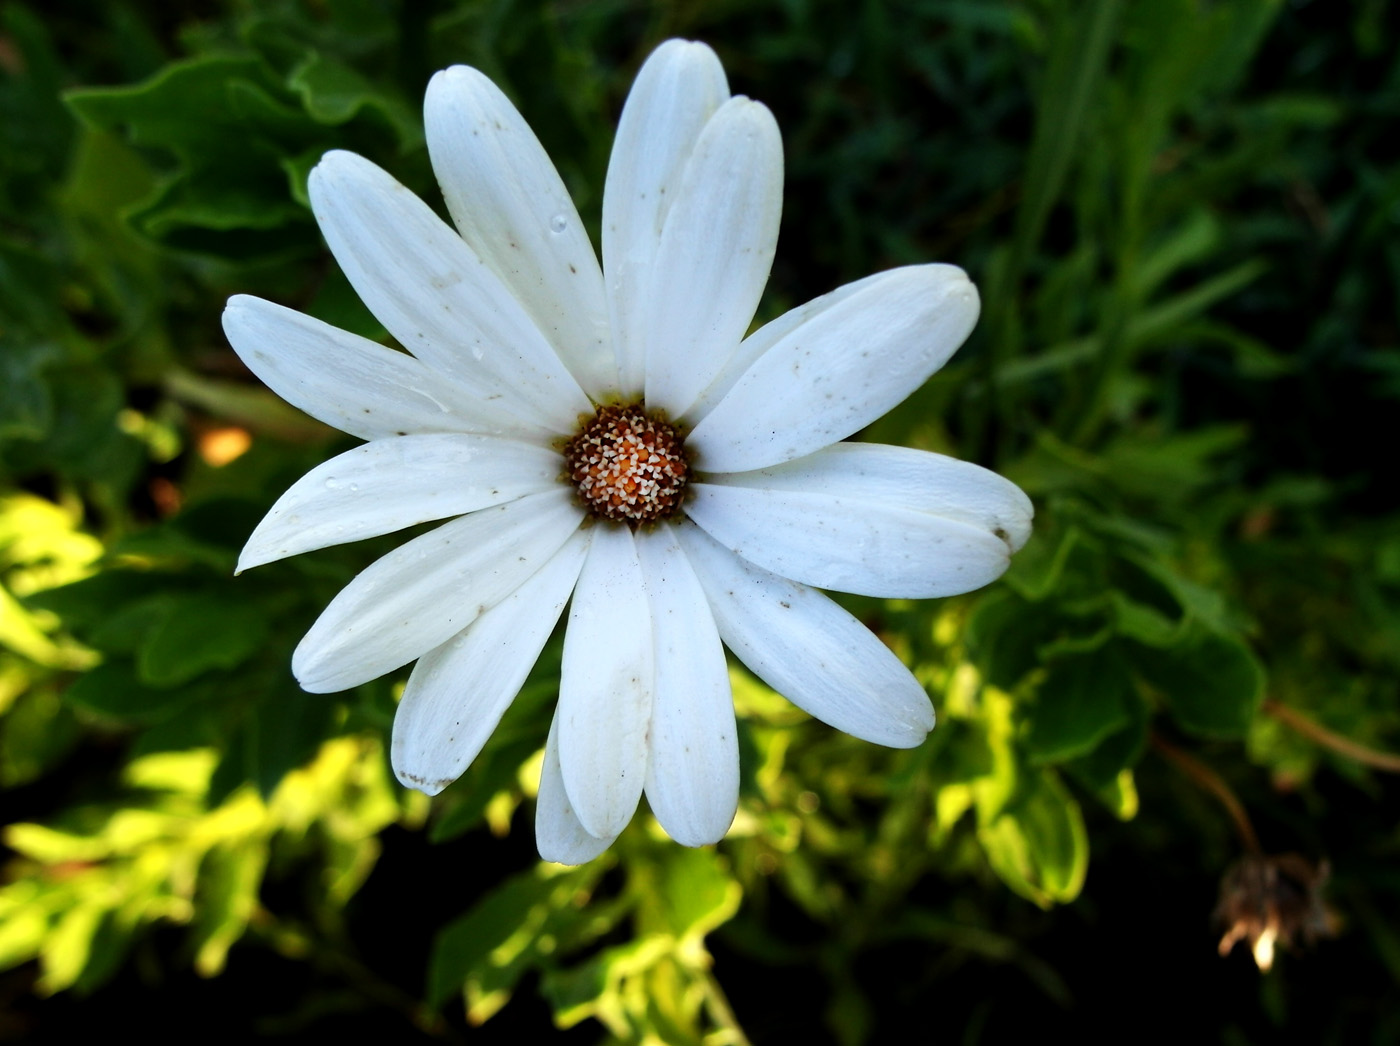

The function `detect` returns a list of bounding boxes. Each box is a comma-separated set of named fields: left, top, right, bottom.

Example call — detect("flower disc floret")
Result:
left=564, top=404, right=689, bottom=524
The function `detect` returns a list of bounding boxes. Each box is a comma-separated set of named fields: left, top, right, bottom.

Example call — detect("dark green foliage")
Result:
left=1, top=0, right=1397, bottom=1043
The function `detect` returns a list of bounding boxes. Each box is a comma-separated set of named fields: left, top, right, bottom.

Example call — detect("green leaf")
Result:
left=1099, top=424, right=1249, bottom=504
left=137, top=593, right=269, bottom=688
left=1128, top=625, right=1265, bottom=738
left=192, top=841, right=269, bottom=976
left=1022, top=647, right=1136, bottom=764
left=978, top=768, right=1088, bottom=908
left=1002, top=518, right=1083, bottom=602
left=287, top=52, right=421, bottom=147
left=1128, top=260, right=1269, bottom=347
left=63, top=661, right=210, bottom=723
left=64, top=55, right=316, bottom=255
left=0, top=684, right=80, bottom=788
left=1133, top=209, right=1221, bottom=298
left=128, top=169, right=307, bottom=239
left=128, top=701, right=224, bottom=760
left=1068, top=696, right=1150, bottom=791
left=964, top=591, right=1058, bottom=691
left=1111, top=555, right=1234, bottom=647
left=208, top=685, right=338, bottom=801
left=1014, top=0, right=1123, bottom=264
left=427, top=863, right=606, bottom=1014
left=0, top=3, right=72, bottom=208
left=0, top=242, right=65, bottom=444
left=110, top=523, right=237, bottom=574
left=539, top=936, right=673, bottom=1031
left=656, top=848, right=741, bottom=943
left=0, top=880, right=49, bottom=970
left=74, top=594, right=176, bottom=657
left=0, top=342, right=51, bottom=444
left=1086, top=768, right=1139, bottom=821
left=71, top=908, right=133, bottom=994
left=39, top=899, right=105, bottom=993
left=14, top=365, right=142, bottom=486
left=1108, top=591, right=1181, bottom=647
left=1189, top=0, right=1285, bottom=96
left=170, top=499, right=268, bottom=556
left=67, top=54, right=282, bottom=164
left=27, top=570, right=180, bottom=633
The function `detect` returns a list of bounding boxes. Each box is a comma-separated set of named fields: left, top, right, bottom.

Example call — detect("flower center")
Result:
left=563, top=404, right=689, bottom=525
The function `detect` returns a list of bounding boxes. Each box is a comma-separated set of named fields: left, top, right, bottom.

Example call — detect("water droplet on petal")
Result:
left=324, top=478, right=340, bottom=490
left=549, top=213, right=568, bottom=234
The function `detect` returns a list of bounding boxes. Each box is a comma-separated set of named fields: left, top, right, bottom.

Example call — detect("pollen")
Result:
left=564, top=404, right=689, bottom=525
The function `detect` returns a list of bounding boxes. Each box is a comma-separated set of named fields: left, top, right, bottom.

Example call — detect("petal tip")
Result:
left=653, top=37, right=714, bottom=59
left=233, top=549, right=264, bottom=575
left=308, top=149, right=371, bottom=195
left=535, top=811, right=618, bottom=866
left=996, top=514, right=1034, bottom=555
left=427, top=63, right=487, bottom=100
left=235, top=525, right=282, bottom=574
left=291, top=644, right=338, bottom=694
left=882, top=713, right=935, bottom=750
left=220, top=296, right=258, bottom=340
left=536, top=846, right=586, bottom=867
left=314, top=147, right=359, bottom=170
left=715, top=96, right=782, bottom=146
left=639, top=38, right=728, bottom=96
left=664, top=823, right=733, bottom=849
left=393, top=763, right=452, bottom=797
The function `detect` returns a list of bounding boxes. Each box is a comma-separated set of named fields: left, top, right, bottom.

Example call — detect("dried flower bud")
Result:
left=1215, top=852, right=1335, bottom=971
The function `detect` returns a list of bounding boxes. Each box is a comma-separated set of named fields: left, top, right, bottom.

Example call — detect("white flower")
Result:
left=224, top=39, right=1032, bottom=864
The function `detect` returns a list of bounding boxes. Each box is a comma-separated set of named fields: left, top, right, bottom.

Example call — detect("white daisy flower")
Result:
left=224, top=39, right=1032, bottom=864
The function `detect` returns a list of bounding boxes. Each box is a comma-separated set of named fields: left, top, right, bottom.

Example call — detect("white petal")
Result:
left=684, top=270, right=891, bottom=424
left=223, top=295, right=540, bottom=441
left=603, top=40, right=729, bottom=395
left=556, top=525, right=652, bottom=840
left=637, top=524, right=738, bottom=847
left=707, top=442, right=1033, bottom=554
left=678, top=524, right=934, bottom=747
left=537, top=712, right=618, bottom=865
left=426, top=66, right=616, bottom=398
left=391, top=530, right=589, bottom=796
left=238, top=433, right=561, bottom=572
left=308, top=150, right=590, bottom=431
left=687, top=265, right=980, bottom=472
left=292, top=488, right=582, bottom=693
left=643, top=97, right=783, bottom=419
left=686, top=480, right=1010, bottom=599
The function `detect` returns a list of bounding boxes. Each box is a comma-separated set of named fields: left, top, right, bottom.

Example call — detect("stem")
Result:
left=1151, top=734, right=1260, bottom=853
left=1263, top=699, right=1400, bottom=773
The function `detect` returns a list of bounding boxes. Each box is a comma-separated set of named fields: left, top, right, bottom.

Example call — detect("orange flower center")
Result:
left=564, top=404, right=689, bottom=525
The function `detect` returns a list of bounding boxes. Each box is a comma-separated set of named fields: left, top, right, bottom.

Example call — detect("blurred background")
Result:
left=1, top=0, right=1397, bottom=1042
